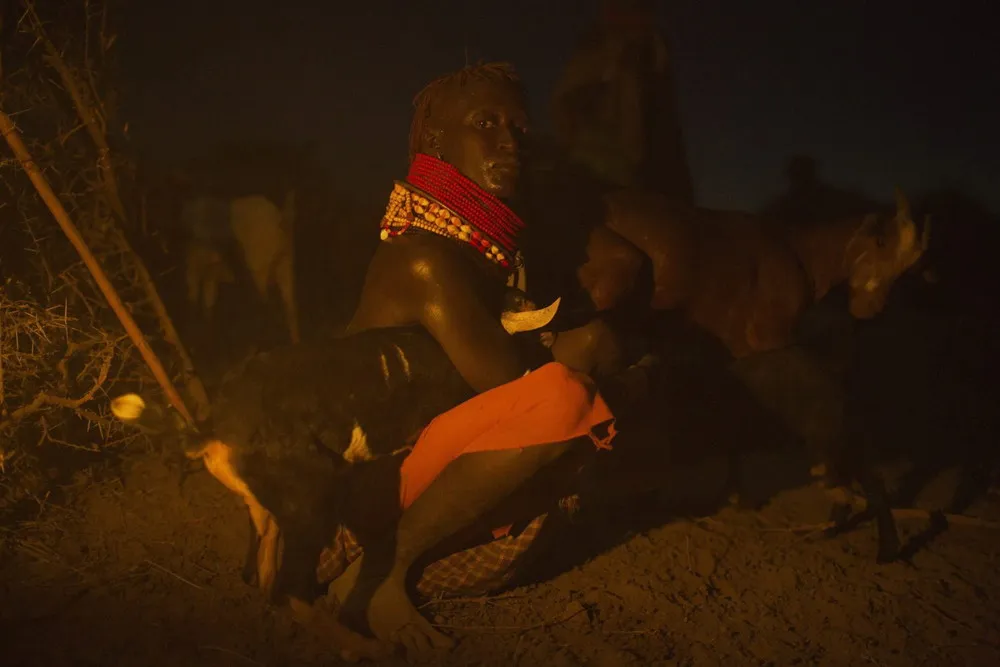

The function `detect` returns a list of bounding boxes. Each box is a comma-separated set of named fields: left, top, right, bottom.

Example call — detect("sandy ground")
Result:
left=1, top=443, right=998, bottom=667
left=2, top=260, right=997, bottom=666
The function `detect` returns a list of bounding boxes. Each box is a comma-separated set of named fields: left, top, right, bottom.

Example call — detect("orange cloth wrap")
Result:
left=399, top=362, right=616, bottom=511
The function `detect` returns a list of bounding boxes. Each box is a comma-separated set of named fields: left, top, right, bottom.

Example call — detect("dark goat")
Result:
left=111, top=328, right=475, bottom=604
left=825, top=190, right=1000, bottom=561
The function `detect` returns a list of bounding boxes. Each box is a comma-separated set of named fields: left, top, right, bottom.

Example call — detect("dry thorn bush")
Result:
left=0, top=0, right=185, bottom=524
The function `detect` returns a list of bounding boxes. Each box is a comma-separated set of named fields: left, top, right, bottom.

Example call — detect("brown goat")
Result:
left=603, top=188, right=929, bottom=359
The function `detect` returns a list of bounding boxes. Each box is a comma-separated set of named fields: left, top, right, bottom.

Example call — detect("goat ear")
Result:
left=311, top=435, right=348, bottom=471
left=894, top=187, right=911, bottom=220
left=896, top=215, right=917, bottom=258
left=859, top=213, right=879, bottom=233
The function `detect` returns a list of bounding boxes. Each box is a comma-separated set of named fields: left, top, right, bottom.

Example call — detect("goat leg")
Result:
left=242, top=512, right=261, bottom=586
left=859, top=469, right=901, bottom=564
left=175, top=457, right=202, bottom=492
left=822, top=470, right=901, bottom=564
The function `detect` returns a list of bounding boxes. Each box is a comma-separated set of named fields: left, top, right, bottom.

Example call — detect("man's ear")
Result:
left=424, top=127, right=443, bottom=158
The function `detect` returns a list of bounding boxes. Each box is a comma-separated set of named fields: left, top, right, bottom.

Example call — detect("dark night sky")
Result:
left=121, top=1, right=999, bottom=213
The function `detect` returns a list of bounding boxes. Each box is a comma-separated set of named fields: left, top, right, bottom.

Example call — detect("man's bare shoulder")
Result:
left=379, top=234, right=484, bottom=288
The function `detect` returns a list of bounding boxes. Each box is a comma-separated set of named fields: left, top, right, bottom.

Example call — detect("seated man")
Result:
left=334, top=62, right=623, bottom=655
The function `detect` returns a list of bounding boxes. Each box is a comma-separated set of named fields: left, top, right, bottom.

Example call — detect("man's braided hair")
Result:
left=408, top=62, right=525, bottom=163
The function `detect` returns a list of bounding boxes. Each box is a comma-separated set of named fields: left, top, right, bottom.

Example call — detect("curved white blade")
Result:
left=501, top=297, right=562, bottom=334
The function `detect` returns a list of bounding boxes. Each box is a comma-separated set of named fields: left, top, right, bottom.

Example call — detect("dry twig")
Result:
left=0, top=346, right=111, bottom=433
left=143, top=559, right=204, bottom=590
left=18, top=0, right=209, bottom=421
left=0, top=0, right=189, bottom=514
left=0, top=109, right=196, bottom=426
left=431, top=603, right=588, bottom=633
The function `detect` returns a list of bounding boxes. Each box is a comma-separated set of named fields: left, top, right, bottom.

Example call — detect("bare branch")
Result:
left=1, top=110, right=196, bottom=427
left=0, top=347, right=112, bottom=433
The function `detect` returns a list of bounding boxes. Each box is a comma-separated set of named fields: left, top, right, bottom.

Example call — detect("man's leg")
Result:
left=342, top=441, right=573, bottom=654
left=340, top=362, right=613, bottom=655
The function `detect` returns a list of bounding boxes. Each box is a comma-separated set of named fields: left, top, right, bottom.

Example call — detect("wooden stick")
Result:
left=0, top=109, right=196, bottom=427
left=22, top=0, right=210, bottom=421
left=107, top=224, right=211, bottom=420
left=19, top=0, right=124, bottom=222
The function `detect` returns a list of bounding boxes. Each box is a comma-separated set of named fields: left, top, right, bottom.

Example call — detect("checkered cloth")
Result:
left=312, top=383, right=615, bottom=599
left=316, top=495, right=580, bottom=598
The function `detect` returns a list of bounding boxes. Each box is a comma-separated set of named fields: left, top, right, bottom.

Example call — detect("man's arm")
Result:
left=413, top=250, right=530, bottom=394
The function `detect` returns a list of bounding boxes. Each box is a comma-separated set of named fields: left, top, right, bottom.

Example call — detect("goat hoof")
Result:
left=242, top=568, right=259, bottom=587
left=875, top=550, right=898, bottom=565
left=874, top=522, right=902, bottom=564
left=827, top=502, right=852, bottom=527
left=875, top=537, right=901, bottom=564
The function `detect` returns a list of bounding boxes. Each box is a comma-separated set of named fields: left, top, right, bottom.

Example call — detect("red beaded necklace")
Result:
left=379, top=153, right=524, bottom=271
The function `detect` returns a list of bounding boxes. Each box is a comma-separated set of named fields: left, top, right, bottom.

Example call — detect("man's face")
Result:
left=434, top=80, right=529, bottom=199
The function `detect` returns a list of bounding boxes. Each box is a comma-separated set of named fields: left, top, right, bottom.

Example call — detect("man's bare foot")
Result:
left=335, top=557, right=454, bottom=659
left=367, top=572, right=455, bottom=657
left=288, top=596, right=391, bottom=663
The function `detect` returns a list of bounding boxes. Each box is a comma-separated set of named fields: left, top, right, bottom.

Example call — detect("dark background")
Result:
left=121, top=0, right=999, bottom=213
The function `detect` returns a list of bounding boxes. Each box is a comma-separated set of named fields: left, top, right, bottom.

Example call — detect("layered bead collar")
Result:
left=379, top=153, right=525, bottom=271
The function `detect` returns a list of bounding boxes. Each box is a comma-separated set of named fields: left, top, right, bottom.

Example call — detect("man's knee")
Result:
left=610, top=241, right=644, bottom=282
left=601, top=237, right=644, bottom=302
left=588, top=257, right=643, bottom=311
left=579, top=228, right=645, bottom=312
